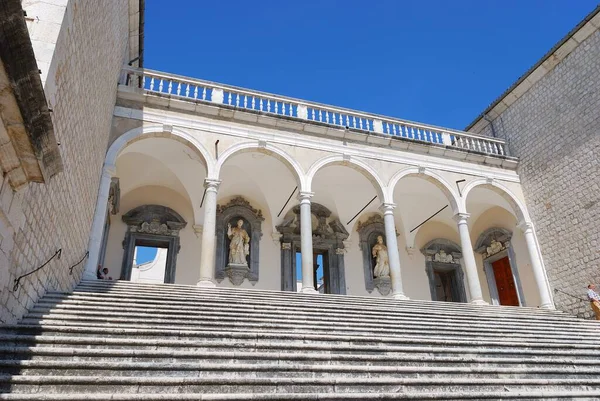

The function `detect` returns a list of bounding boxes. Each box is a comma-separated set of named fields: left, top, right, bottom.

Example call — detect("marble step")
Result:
left=3, top=329, right=600, bottom=355
left=4, top=375, right=600, bottom=394
left=1, top=358, right=600, bottom=376
left=67, top=286, right=596, bottom=329
left=25, top=307, right=600, bottom=343
left=20, top=311, right=600, bottom=343
left=75, top=279, right=568, bottom=316
left=2, top=390, right=600, bottom=400
left=74, top=280, right=572, bottom=319
left=31, top=296, right=600, bottom=336
left=2, top=346, right=600, bottom=367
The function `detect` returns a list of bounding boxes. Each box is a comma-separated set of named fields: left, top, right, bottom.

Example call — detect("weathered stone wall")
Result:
left=0, top=0, right=128, bottom=323
left=473, top=30, right=600, bottom=318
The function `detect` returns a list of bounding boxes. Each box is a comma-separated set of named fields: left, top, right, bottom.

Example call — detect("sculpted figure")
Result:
left=372, top=235, right=390, bottom=278
left=228, top=219, right=250, bottom=265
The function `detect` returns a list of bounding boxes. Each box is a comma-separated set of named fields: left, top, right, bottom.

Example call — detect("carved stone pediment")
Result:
left=421, top=239, right=462, bottom=263
left=217, top=196, right=264, bottom=219
left=357, top=214, right=384, bottom=231
left=279, top=203, right=348, bottom=240
left=122, top=205, right=187, bottom=236
left=474, top=227, right=512, bottom=259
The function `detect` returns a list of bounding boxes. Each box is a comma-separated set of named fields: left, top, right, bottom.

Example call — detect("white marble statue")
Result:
left=228, top=219, right=250, bottom=266
left=372, top=235, right=390, bottom=277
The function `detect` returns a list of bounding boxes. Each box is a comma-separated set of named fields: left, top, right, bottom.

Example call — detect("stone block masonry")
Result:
left=0, top=0, right=129, bottom=324
left=473, top=30, right=600, bottom=319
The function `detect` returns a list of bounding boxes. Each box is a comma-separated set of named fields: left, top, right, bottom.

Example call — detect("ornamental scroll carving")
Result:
left=474, top=228, right=512, bottom=259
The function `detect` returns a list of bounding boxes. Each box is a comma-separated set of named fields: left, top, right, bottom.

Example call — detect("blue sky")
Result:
left=144, top=1, right=597, bottom=130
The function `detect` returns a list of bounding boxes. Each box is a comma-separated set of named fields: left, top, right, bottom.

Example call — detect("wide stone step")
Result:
left=3, top=346, right=600, bottom=367
left=72, top=281, right=576, bottom=320
left=2, top=332, right=600, bottom=357
left=2, top=359, right=600, bottom=378
left=20, top=312, right=600, bottom=344
left=74, top=280, right=569, bottom=317
left=30, top=297, right=600, bottom=336
left=4, top=375, right=600, bottom=394
left=2, top=390, right=600, bottom=400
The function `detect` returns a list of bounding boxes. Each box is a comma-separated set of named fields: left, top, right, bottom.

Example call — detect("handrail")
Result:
left=13, top=249, right=61, bottom=291
left=68, top=251, right=89, bottom=275
left=120, top=66, right=509, bottom=156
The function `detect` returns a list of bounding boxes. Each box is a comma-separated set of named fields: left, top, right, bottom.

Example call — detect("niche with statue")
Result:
left=215, top=196, right=264, bottom=286
left=357, top=214, right=392, bottom=296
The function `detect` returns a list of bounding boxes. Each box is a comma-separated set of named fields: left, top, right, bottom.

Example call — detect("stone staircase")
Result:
left=1, top=280, right=600, bottom=400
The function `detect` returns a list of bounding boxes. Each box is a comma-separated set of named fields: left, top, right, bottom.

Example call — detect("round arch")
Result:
left=306, top=155, right=387, bottom=201
left=214, top=141, right=305, bottom=188
left=387, top=167, right=460, bottom=213
left=106, top=125, right=216, bottom=177
left=461, top=179, right=530, bottom=223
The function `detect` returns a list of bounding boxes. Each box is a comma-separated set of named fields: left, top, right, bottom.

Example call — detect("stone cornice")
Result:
left=113, top=105, right=522, bottom=184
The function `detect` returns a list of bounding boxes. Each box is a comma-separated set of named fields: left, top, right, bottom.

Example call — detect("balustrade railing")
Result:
left=121, top=66, right=508, bottom=157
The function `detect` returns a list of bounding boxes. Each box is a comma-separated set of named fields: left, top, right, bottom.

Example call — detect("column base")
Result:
left=392, top=292, right=409, bottom=300
left=470, top=299, right=489, bottom=306
left=196, top=280, right=216, bottom=288
left=301, top=287, right=319, bottom=294
left=539, top=303, right=555, bottom=310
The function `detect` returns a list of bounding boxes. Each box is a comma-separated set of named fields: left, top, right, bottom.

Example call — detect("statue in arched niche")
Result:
left=372, top=235, right=390, bottom=278
left=227, top=219, right=250, bottom=266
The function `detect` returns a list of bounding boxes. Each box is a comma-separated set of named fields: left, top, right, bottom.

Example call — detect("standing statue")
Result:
left=227, top=219, right=250, bottom=266
left=371, top=235, right=390, bottom=278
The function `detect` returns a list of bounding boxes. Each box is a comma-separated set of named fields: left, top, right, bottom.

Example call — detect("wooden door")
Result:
left=491, top=257, right=519, bottom=306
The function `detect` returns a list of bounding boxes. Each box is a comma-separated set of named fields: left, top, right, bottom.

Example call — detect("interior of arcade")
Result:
left=99, top=133, right=543, bottom=307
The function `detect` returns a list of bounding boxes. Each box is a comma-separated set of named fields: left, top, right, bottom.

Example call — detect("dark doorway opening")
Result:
left=433, top=269, right=459, bottom=302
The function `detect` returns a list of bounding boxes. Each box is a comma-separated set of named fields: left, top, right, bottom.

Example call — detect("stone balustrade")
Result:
left=120, top=66, right=508, bottom=157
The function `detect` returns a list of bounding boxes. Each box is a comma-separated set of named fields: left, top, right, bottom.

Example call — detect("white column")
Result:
left=197, top=178, right=221, bottom=287
left=83, top=164, right=116, bottom=280
left=519, top=221, right=554, bottom=309
left=299, top=191, right=317, bottom=294
left=381, top=203, right=408, bottom=300
left=454, top=213, right=487, bottom=305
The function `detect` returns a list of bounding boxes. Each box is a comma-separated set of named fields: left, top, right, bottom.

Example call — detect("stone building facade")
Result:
left=0, top=0, right=140, bottom=324
left=467, top=8, right=600, bottom=318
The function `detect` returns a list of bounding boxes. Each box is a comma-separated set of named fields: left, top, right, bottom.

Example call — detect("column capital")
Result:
left=379, top=202, right=396, bottom=214
left=204, top=178, right=221, bottom=190
left=453, top=212, right=471, bottom=224
left=298, top=191, right=314, bottom=202
left=518, top=220, right=534, bottom=233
